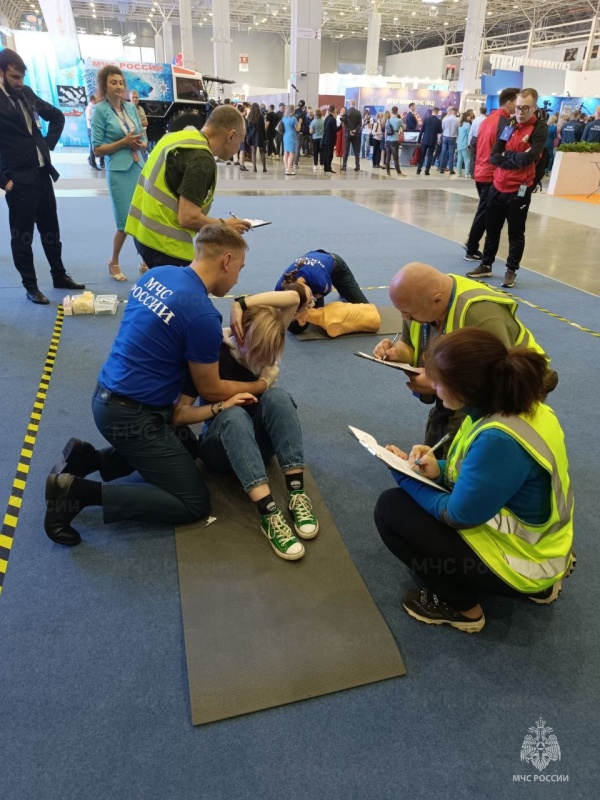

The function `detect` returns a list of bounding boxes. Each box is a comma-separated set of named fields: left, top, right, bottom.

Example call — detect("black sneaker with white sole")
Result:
left=466, top=264, right=493, bottom=278
left=463, top=251, right=483, bottom=262
left=402, top=588, right=485, bottom=633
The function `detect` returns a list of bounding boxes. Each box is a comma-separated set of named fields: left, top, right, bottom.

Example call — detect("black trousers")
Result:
left=322, top=142, right=335, bottom=172
left=287, top=253, right=368, bottom=334
left=465, top=181, right=492, bottom=255
left=343, top=133, right=361, bottom=168
left=5, top=167, right=67, bottom=292
left=481, top=186, right=533, bottom=271
left=312, top=139, right=322, bottom=166
left=372, top=139, right=382, bottom=167
left=469, top=137, right=477, bottom=178
left=374, top=489, right=526, bottom=610
left=134, top=239, right=191, bottom=269
left=417, top=143, right=435, bottom=172
left=92, top=384, right=210, bottom=525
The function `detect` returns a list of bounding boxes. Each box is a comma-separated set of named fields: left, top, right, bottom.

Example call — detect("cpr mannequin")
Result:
left=304, top=301, right=381, bottom=337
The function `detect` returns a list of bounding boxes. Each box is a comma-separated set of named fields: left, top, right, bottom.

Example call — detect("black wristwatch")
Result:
left=211, top=401, right=223, bottom=417
left=234, top=295, right=248, bottom=312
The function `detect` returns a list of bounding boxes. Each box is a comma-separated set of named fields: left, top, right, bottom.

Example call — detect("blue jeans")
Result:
left=361, top=132, right=371, bottom=158
left=439, top=136, right=456, bottom=171
left=198, top=388, right=305, bottom=493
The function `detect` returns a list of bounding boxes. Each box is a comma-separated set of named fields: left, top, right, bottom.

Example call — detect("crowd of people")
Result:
left=0, top=47, right=576, bottom=634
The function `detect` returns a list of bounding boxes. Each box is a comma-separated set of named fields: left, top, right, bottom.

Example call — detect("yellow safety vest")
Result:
left=125, top=129, right=216, bottom=262
left=445, top=403, right=574, bottom=593
left=409, top=274, right=544, bottom=365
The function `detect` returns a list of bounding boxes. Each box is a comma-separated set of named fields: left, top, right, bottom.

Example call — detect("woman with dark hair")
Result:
left=92, top=65, right=146, bottom=280
left=246, top=102, right=267, bottom=173
left=173, top=290, right=319, bottom=562
left=374, top=328, right=575, bottom=634
left=274, top=250, right=368, bottom=333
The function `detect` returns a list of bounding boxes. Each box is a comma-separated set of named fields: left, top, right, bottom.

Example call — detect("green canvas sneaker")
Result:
left=261, top=509, right=305, bottom=560
left=288, top=491, right=320, bottom=539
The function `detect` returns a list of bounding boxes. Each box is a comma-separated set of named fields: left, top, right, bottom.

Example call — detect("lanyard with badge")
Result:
left=110, top=103, right=139, bottom=162
left=499, top=121, right=528, bottom=197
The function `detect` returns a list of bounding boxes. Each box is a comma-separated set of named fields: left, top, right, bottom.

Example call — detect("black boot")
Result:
left=44, top=474, right=82, bottom=546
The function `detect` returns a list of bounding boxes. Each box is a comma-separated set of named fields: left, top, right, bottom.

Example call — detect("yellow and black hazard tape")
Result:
left=0, top=307, right=64, bottom=596
left=495, top=287, right=600, bottom=339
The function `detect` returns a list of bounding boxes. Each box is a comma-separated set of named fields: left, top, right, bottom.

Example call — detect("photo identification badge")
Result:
left=517, top=183, right=528, bottom=197
left=499, top=125, right=514, bottom=142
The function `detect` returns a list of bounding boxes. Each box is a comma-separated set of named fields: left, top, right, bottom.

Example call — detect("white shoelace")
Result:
left=267, top=511, right=296, bottom=547
left=289, top=492, right=314, bottom=524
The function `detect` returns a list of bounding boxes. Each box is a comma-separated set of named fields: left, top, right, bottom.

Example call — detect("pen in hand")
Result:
left=382, top=332, right=400, bottom=361
left=410, top=432, right=452, bottom=472
left=230, top=212, right=252, bottom=231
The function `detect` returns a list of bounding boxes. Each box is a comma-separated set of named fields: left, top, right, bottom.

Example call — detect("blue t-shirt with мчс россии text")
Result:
left=274, top=251, right=336, bottom=297
left=98, top=266, right=223, bottom=407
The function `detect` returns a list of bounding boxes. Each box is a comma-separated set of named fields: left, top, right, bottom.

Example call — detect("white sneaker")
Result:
left=313, top=165, right=317, bottom=171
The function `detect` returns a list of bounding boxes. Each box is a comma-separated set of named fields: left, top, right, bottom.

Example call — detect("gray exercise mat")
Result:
left=293, top=305, right=404, bottom=340
left=175, top=464, right=406, bottom=725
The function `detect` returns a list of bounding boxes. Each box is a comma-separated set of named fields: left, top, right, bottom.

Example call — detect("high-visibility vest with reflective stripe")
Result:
left=445, top=403, right=574, bottom=593
left=408, top=275, right=544, bottom=365
left=125, top=130, right=216, bottom=262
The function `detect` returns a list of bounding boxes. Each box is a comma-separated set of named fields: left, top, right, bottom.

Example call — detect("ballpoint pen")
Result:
left=382, top=332, right=400, bottom=361
left=230, top=211, right=252, bottom=230
left=410, top=432, right=452, bottom=471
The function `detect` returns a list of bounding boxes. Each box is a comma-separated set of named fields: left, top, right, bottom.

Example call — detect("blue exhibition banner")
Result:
left=84, top=59, right=173, bottom=102
left=352, top=87, right=461, bottom=128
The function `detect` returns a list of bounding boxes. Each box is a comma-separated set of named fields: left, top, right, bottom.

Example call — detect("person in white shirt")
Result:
left=467, top=106, right=487, bottom=178
left=439, top=106, right=459, bottom=174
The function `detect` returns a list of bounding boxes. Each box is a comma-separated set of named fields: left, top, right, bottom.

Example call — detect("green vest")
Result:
left=125, top=129, right=216, bottom=262
left=409, top=275, right=544, bottom=365
left=445, top=404, right=574, bottom=593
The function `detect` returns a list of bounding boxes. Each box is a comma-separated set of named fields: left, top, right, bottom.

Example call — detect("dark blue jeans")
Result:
left=92, top=384, right=211, bottom=525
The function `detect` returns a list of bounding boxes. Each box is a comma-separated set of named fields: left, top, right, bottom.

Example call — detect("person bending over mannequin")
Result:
left=174, top=290, right=319, bottom=561
left=374, top=328, right=575, bottom=634
left=274, top=250, right=368, bottom=334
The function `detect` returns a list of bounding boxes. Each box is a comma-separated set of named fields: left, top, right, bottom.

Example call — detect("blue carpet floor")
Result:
left=0, top=195, right=598, bottom=799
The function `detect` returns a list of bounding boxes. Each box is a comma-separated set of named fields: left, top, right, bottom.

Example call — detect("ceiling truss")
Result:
left=5, top=0, right=599, bottom=53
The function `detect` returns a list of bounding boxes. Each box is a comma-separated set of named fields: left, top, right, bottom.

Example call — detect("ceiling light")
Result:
left=411, top=11, right=417, bottom=15
left=444, top=21, right=448, bottom=25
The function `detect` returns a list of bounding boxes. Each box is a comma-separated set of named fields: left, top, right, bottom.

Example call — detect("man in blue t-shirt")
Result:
left=44, top=226, right=273, bottom=546
left=384, top=106, right=405, bottom=176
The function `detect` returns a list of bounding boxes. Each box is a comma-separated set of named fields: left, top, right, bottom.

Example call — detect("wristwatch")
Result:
left=211, top=400, right=223, bottom=417
left=234, top=295, right=248, bottom=312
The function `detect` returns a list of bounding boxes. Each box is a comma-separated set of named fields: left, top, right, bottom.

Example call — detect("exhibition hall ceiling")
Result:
left=4, top=0, right=599, bottom=50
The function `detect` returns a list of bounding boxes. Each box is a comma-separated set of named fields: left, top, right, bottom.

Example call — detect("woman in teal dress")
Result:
left=92, top=65, right=146, bottom=281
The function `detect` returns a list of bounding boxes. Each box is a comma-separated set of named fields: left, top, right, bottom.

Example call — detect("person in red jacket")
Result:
left=469, top=88, right=547, bottom=289
left=463, top=88, right=519, bottom=263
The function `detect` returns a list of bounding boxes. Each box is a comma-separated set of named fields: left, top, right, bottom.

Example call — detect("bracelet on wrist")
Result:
left=210, top=401, right=224, bottom=417
left=234, top=295, right=248, bottom=312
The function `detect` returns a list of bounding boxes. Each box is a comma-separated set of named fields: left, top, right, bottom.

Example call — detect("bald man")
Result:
left=373, top=263, right=552, bottom=454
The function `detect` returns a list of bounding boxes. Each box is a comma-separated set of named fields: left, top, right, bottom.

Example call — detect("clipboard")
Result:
left=348, top=426, right=449, bottom=492
left=354, top=351, right=421, bottom=375
left=245, top=219, right=272, bottom=228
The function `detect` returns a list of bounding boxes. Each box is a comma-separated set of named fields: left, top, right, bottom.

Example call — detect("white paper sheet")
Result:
left=354, top=352, right=420, bottom=374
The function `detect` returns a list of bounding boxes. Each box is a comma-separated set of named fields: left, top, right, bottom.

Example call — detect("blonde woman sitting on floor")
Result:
left=173, top=289, right=319, bottom=561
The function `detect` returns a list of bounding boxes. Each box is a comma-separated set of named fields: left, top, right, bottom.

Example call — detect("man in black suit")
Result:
left=416, top=107, right=443, bottom=175
left=321, top=104, right=337, bottom=174
left=342, top=100, right=362, bottom=171
left=0, top=49, right=84, bottom=304
left=405, top=103, right=418, bottom=132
